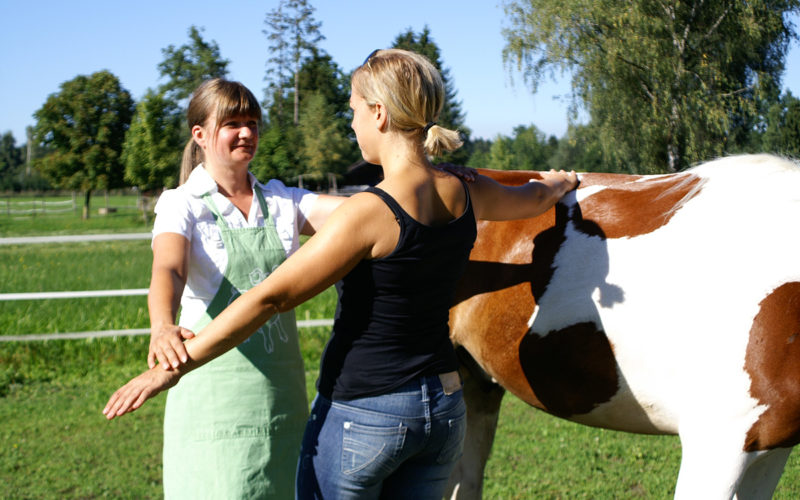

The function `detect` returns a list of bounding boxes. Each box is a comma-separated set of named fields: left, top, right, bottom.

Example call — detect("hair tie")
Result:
left=423, top=122, right=437, bottom=134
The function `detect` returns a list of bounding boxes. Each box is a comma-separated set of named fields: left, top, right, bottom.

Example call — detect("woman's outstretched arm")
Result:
left=103, top=192, right=388, bottom=420
left=469, top=169, right=578, bottom=222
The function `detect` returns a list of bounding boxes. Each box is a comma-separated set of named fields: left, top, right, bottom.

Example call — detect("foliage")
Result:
left=471, top=125, right=558, bottom=171
left=299, top=92, right=356, bottom=182
left=258, top=47, right=356, bottom=185
left=762, top=91, right=800, bottom=157
left=0, top=132, right=24, bottom=191
left=498, top=125, right=556, bottom=170
left=122, top=90, right=183, bottom=192
left=392, top=26, right=472, bottom=164
left=549, top=123, right=608, bottom=172
left=157, top=26, right=230, bottom=102
left=33, top=70, right=134, bottom=217
left=502, top=0, right=800, bottom=173
left=250, top=123, right=301, bottom=184
left=465, top=138, right=493, bottom=169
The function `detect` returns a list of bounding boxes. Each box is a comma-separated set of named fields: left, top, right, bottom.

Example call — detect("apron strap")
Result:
left=202, top=193, right=229, bottom=230
left=254, top=188, right=275, bottom=227
left=203, top=187, right=274, bottom=229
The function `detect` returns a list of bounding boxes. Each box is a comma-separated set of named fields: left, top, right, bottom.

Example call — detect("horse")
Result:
left=445, top=154, right=800, bottom=499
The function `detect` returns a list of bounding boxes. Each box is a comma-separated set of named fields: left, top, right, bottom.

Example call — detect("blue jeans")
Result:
left=296, top=374, right=467, bottom=499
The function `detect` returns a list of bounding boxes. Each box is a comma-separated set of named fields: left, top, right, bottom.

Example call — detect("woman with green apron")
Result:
left=143, top=79, right=342, bottom=498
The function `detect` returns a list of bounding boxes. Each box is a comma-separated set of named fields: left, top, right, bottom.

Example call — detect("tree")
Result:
left=263, top=0, right=325, bottom=125
left=392, top=26, right=471, bottom=164
left=122, top=90, right=183, bottom=192
left=298, top=92, right=354, bottom=184
left=503, top=0, right=799, bottom=172
left=0, top=132, right=23, bottom=190
left=549, top=123, right=607, bottom=173
left=762, top=91, right=800, bottom=157
left=473, top=125, right=557, bottom=171
left=465, top=138, right=493, bottom=169
left=33, top=70, right=134, bottom=218
left=257, top=48, right=356, bottom=185
left=251, top=124, right=300, bottom=184
left=158, top=26, right=230, bottom=102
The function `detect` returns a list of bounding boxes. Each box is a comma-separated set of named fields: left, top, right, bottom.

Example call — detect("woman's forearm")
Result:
left=148, top=268, right=183, bottom=328
left=179, top=284, right=281, bottom=370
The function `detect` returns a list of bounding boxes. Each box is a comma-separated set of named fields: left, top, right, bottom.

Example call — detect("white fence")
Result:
left=2, top=192, right=145, bottom=216
left=3, top=198, right=76, bottom=215
left=1, top=233, right=334, bottom=341
left=0, top=286, right=333, bottom=342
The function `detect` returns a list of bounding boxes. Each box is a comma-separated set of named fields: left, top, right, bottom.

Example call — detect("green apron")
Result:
left=163, top=189, right=308, bottom=499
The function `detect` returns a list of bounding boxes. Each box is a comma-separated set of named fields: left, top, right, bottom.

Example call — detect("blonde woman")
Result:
left=105, top=50, right=576, bottom=499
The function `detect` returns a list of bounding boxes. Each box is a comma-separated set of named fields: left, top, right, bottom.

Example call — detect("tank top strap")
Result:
left=364, top=186, right=404, bottom=223
left=457, top=178, right=473, bottom=215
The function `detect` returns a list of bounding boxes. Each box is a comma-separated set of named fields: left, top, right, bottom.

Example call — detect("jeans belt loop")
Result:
left=438, top=370, right=462, bottom=395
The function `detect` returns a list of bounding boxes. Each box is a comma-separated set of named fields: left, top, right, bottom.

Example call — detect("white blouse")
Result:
left=152, top=165, right=318, bottom=329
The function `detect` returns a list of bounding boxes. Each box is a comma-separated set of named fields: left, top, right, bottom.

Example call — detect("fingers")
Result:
left=102, top=368, right=177, bottom=420
left=150, top=326, right=195, bottom=369
left=102, top=381, right=149, bottom=420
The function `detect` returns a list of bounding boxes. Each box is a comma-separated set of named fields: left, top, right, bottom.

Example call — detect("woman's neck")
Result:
left=378, top=135, right=431, bottom=179
left=204, top=161, right=253, bottom=218
left=205, top=161, right=251, bottom=197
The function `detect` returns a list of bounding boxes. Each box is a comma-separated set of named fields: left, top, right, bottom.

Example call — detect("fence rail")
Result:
left=3, top=198, right=76, bottom=215
left=0, top=288, right=149, bottom=301
left=2, top=233, right=335, bottom=342
left=0, top=319, right=335, bottom=342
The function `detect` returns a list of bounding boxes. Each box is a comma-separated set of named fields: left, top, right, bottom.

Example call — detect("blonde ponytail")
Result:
left=423, top=123, right=463, bottom=157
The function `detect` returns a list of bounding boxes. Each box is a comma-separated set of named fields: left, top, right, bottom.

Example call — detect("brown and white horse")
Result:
left=446, top=154, right=800, bottom=499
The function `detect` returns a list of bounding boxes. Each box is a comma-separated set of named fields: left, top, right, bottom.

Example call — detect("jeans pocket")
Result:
left=436, top=408, right=467, bottom=465
left=341, top=421, right=407, bottom=478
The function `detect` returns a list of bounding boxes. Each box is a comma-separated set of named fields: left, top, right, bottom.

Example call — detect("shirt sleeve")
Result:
left=263, top=179, right=318, bottom=230
left=152, top=189, right=194, bottom=241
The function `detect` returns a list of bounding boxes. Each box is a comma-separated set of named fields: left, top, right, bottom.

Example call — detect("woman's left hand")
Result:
left=436, top=163, right=478, bottom=182
left=102, top=366, right=182, bottom=420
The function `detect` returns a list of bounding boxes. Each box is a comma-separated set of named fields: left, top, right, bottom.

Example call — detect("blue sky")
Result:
left=1, top=1, right=798, bottom=145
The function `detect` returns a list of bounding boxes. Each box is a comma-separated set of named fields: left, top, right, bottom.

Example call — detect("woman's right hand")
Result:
left=148, top=324, right=196, bottom=369
left=103, top=365, right=183, bottom=420
left=540, top=168, right=579, bottom=195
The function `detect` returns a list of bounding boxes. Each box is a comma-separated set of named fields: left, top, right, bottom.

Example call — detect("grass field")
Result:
left=2, top=198, right=799, bottom=498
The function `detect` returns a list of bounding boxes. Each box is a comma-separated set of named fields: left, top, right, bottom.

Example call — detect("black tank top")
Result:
left=318, top=180, right=478, bottom=400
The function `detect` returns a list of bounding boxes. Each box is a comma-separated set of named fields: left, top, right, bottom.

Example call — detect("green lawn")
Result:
left=1, top=204, right=799, bottom=498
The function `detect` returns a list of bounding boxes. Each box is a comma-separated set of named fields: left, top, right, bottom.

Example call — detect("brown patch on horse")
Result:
left=518, top=322, right=618, bottom=418
left=578, top=173, right=704, bottom=239
left=744, top=282, right=800, bottom=451
left=450, top=216, right=552, bottom=404
left=478, top=169, right=704, bottom=240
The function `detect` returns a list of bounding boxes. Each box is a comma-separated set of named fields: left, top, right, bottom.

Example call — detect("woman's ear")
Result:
left=374, top=102, right=388, bottom=132
left=191, top=124, right=207, bottom=149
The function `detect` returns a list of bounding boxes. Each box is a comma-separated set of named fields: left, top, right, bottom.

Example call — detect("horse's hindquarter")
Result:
left=451, top=155, right=800, bottom=442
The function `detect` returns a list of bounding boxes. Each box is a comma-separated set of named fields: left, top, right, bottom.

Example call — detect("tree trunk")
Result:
left=666, top=100, right=680, bottom=173
left=293, top=70, right=300, bottom=125
left=83, top=190, right=91, bottom=220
